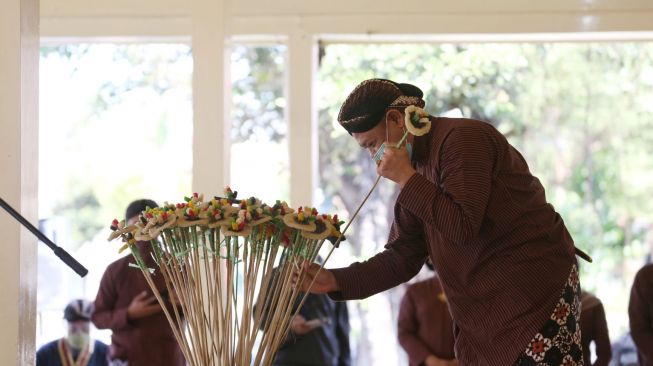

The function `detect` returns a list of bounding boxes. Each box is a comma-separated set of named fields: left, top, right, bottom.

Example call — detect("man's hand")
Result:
left=377, top=144, right=416, bottom=188
left=127, top=291, right=162, bottom=320
left=424, top=355, right=458, bottom=366
left=292, top=261, right=339, bottom=294
left=290, top=314, right=327, bottom=335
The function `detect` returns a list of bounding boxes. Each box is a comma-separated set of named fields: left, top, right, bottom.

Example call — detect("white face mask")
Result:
left=66, top=331, right=90, bottom=350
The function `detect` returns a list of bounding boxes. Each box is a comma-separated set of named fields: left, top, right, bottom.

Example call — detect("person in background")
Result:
left=273, top=292, right=350, bottom=366
left=580, top=290, right=611, bottom=366
left=92, top=199, right=185, bottom=366
left=258, top=258, right=350, bottom=366
left=398, top=261, right=456, bottom=366
left=628, top=263, right=653, bottom=366
left=37, top=299, right=109, bottom=366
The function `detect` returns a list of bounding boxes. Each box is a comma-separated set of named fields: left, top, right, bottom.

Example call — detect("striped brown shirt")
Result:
left=330, top=117, right=576, bottom=366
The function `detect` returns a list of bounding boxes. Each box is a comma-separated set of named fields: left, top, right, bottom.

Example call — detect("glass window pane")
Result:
left=230, top=44, right=289, bottom=204
left=38, top=43, right=193, bottom=347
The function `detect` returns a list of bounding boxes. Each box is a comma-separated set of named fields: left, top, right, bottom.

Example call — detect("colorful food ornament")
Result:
left=301, top=214, right=335, bottom=240
left=269, top=200, right=294, bottom=217
left=108, top=219, right=137, bottom=253
left=222, top=186, right=239, bottom=203
left=221, top=197, right=270, bottom=236
left=283, top=206, right=317, bottom=231
left=239, top=196, right=262, bottom=210
left=107, top=219, right=135, bottom=241
left=205, top=198, right=238, bottom=228
left=248, top=204, right=272, bottom=226
left=221, top=213, right=253, bottom=237
left=177, top=193, right=209, bottom=227
left=322, top=214, right=346, bottom=246
left=104, top=186, right=349, bottom=366
left=107, top=188, right=347, bottom=246
left=142, top=206, right=177, bottom=238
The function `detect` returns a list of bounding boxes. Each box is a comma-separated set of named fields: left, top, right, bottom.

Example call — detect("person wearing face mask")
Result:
left=297, top=78, right=590, bottom=366
left=36, top=299, right=109, bottom=366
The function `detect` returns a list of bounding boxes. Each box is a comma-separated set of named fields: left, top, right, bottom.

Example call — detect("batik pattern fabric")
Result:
left=514, top=265, right=584, bottom=366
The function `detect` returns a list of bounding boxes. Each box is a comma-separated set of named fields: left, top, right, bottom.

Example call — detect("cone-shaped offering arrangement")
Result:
left=108, top=188, right=345, bottom=366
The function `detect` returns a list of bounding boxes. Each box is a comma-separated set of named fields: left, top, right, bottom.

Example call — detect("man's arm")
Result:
left=329, top=204, right=429, bottom=300
left=593, top=302, right=612, bottom=366
left=91, top=264, right=131, bottom=331
left=628, top=268, right=653, bottom=362
left=397, top=126, right=496, bottom=245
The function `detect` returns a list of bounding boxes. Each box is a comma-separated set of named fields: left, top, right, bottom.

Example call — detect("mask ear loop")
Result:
left=373, top=109, right=409, bottom=163
left=385, top=111, right=390, bottom=144
left=389, top=108, right=409, bottom=148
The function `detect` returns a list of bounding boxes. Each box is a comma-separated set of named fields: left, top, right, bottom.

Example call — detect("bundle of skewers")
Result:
left=108, top=188, right=345, bottom=366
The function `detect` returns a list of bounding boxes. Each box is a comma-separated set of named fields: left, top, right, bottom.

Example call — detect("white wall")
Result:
left=41, top=0, right=653, bottom=36
left=0, top=0, right=39, bottom=364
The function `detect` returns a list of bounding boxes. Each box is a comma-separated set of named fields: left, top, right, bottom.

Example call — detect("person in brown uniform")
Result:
left=580, top=291, right=611, bottom=366
left=628, top=263, right=653, bottom=366
left=297, top=78, right=587, bottom=365
left=398, top=262, right=456, bottom=366
left=92, top=199, right=185, bottom=366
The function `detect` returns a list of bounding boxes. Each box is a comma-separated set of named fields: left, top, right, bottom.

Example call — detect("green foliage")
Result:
left=52, top=186, right=103, bottom=244
left=231, top=45, right=286, bottom=143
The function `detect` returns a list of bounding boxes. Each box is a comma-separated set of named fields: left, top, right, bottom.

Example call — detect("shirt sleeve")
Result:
left=335, top=301, right=351, bottom=366
left=397, top=126, right=496, bottom=245
left=91, top=264, right=132, bottom=331
left=593, top=302, right=612, bottom=366
left=328, top=204, right=429, bottom=301
left=398, top=288, right=433, bottom=366
left=628, top=268, right=653, bottom=362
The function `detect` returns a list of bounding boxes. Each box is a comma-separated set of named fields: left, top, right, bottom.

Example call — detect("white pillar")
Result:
left=287, top=32, right=317, bottom=207
left=0, top=0, right=39, bottom=363
left=191, top=0, right=229, bottom=196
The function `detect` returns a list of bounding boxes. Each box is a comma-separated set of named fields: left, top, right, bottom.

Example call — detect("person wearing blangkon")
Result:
left=296, top=78, right=585, bottom=366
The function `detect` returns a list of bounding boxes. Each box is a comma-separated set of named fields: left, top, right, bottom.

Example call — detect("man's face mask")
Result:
left=372, top=114, right=413, bottom=164
left=67, top=321, right=90, bottom=349
left=372, top=143, right=413, bottom=164
left=66, top=331, right=90, bottom=349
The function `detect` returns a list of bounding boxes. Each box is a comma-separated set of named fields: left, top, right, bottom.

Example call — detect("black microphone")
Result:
left=0, top=197, right=88, bottom=277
